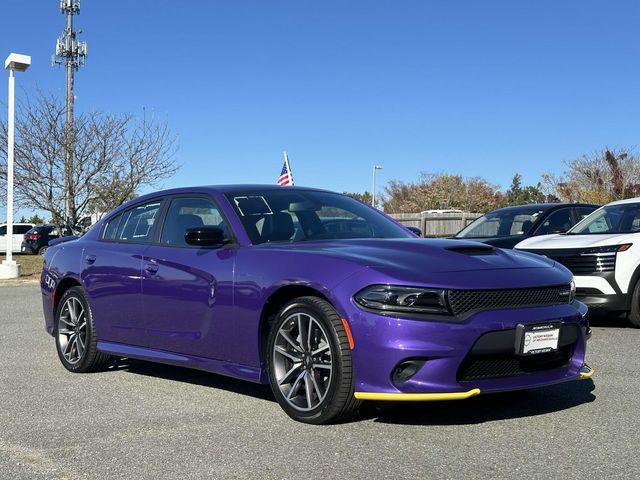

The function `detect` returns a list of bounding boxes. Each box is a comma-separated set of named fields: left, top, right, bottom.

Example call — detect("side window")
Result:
left=0, top=226, right=6, bottom=236
left=576, top=207, right=596, bottom=220
left=629, top=212, right=640, bottom=232
left=536, top=208, right=573, bottom=235
left=102, top=214, right=122, bottom=240
left=160, top=197, right=227, bottom=247
left=14, top=225, right=32, bottom=235
left=115, top=201, right=162, bottom=243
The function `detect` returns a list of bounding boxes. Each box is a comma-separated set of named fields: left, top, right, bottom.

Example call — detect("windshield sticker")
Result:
left=234, top=196, right=273, bottom=216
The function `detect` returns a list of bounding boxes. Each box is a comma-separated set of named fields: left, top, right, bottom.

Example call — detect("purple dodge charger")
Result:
left=41, top=185, right=593, bottom=423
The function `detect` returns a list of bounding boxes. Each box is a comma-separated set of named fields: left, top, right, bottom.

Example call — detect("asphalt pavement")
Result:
left=1, top=285, right=639, bottom=480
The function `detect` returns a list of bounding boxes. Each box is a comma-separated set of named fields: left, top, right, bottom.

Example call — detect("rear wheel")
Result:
left=266, top=296, right=361, bottom=424
left=37, top=245, right=48, bottom=255
left=54, top=286, right=111, bottom=372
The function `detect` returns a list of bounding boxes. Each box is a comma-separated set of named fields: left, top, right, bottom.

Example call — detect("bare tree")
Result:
left=0, top=92, right=178, bottom=225
left=541, top=148, right=640, bottom=204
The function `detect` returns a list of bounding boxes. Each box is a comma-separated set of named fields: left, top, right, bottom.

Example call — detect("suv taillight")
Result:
left=28, top=233, right=41, bottom=240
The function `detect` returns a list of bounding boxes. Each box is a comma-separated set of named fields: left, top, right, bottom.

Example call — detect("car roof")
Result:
left=486, top=203, right=599, bottom=214
left=208, top=184, right=332, bottom=194
left=606, top=197, right=640, bottom=206
left=132, top=185, right=333, bottom=204
left=104, top=185, right=338, bottom=218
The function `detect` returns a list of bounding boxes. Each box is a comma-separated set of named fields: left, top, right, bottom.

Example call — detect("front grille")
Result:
left=457, top=348, right=572, bottom=381
left=448, top=285, right=572, bottom=317
left=522, top=249, right=616, bottom=275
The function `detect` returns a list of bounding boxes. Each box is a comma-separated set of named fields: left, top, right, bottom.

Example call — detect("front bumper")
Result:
left=354, top=364, right=595, bottom=401
left=573, top=273, right=628, bottom=311
left=339, top=299, right=590, bottom=399
left=576, top=292, right=628, bottom=311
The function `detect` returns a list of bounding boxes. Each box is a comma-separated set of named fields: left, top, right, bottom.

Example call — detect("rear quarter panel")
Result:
left=40, top=241, right=83, bottom=335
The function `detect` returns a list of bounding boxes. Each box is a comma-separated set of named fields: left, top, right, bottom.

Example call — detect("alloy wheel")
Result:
left=272, top=312, right=333, bottom=411
left=57, top=296, right=88, bottom=365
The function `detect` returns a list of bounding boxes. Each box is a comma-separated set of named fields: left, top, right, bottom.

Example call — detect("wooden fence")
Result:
left=388, top=212, right=482, bottom=237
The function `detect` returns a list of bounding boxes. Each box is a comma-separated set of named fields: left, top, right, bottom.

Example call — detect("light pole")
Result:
left=1, top=53, right=30, bottom=279
left=371, top=164, right=383, bottom=208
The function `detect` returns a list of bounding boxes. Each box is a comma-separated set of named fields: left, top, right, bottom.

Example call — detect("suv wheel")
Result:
left=37, top=245, right=48, bottom=255
left=629, top=281, right=640, bottom=328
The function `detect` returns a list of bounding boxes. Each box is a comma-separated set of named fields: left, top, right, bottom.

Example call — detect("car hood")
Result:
left=261, top=238, right=555, bottom=274
left=515, top=233, right=634, bottom=250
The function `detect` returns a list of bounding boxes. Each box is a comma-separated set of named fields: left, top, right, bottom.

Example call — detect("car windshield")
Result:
left=568, top=203, right=640, bottom=234
left=226, top=190, right=412, bottom=244
left=456, top=208, right=544, bottom=238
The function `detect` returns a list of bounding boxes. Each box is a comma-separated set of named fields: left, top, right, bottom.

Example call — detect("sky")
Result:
left=1, top=0, right=639, bottom=220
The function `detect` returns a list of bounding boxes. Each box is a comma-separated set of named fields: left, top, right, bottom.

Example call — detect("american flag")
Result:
left=277, top=154, right=294, bottom=186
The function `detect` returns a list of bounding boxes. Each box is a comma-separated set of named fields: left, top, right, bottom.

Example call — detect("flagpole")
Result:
left=283, top=151, right=294, bottom=186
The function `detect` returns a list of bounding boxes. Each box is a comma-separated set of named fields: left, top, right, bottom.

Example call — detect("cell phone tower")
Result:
left=52, top=0, right=87, bottom=224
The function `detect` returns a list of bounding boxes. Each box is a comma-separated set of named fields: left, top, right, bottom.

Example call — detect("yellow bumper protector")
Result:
left=354, top=388, right=481, bottom=401
left=579, top=366, right=594, bottom=380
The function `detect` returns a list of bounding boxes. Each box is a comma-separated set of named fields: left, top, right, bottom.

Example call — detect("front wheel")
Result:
left=266, top=296, right=361, bottom=424
left=629, top=281, right=640, bottom=328
left=54, top=286, right=112, bottom=372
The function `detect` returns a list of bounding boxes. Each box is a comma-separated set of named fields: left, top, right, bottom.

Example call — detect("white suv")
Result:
left=516, top=198, right=640, bottom=327
left=0, top=223, right=35, bottom=253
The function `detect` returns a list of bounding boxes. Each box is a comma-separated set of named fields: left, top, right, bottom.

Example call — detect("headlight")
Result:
left=354, top=285, right=451, bottom=315
left=581, top=244, right=632, bottom=254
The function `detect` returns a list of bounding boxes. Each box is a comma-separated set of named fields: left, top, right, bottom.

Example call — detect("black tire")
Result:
left=266, top=296, right=362, bottom=424
left=37, top=246, right=48, bottom=255
left=54, top=286, right=112, bottom=372
left=628, top=281, right=640, bottom=328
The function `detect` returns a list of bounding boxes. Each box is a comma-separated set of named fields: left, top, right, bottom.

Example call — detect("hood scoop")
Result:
left=446, top=245, right=497, bottom=256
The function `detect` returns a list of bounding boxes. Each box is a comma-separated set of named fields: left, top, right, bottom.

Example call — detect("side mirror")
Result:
left=184, top=226, right=229, bottom=246
left=407, top=226, right=422, bottom=237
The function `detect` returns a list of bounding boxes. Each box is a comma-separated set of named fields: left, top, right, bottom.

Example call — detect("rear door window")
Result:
left=102, top=214, right=122, bottom=240
left=115, top=201, right=162, bottom=243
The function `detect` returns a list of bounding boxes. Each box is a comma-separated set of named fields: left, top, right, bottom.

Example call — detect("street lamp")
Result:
left=1, top=53, right=30, bottom=279
left=371, top=164, right=383, bottom=208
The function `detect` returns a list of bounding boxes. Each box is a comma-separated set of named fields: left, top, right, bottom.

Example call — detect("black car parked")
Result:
left=21, top=225, right=68, bottom=255
left=454, top=203, right=599, bottom=248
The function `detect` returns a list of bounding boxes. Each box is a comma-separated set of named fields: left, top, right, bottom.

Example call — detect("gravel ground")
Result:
left=0, top=285, right=638, bottom=480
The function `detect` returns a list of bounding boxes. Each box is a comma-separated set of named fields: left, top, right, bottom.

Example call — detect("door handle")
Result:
left=85, top=255, right=96, bottom=264
left=145, top=263, right=159, bottom=274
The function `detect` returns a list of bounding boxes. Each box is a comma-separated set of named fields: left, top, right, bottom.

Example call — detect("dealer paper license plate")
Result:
left=518, top=323, right=560, bottom=355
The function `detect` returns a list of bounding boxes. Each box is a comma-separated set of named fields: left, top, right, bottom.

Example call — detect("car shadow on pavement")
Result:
left=107, top=358, right=276, bottom=402
left=108, top=358, right=596, bottom=426
left=365, top=380, right=596, bottom=426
